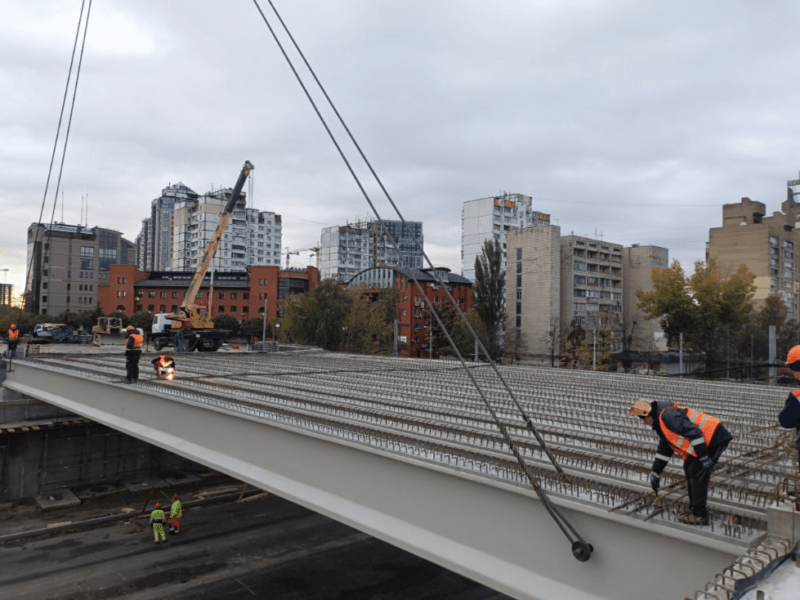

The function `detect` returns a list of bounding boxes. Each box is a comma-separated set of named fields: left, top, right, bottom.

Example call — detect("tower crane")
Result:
left=285, top=244, right=321, bottom=269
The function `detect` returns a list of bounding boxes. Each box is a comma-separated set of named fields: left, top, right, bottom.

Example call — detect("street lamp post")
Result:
left=262, top=294, right=268, bottom=343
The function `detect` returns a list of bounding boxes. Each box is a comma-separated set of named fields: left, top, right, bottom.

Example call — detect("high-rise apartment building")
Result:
left=461, top=193, right=550, bottom=282
left=170, top=188, right=282, bottom=272
left=0, top=283, right=13, bottom=312
left=506, top=226, right=666, bottom=363
left=137, top=184, right=282, bottom=274
left=707, top=188, right=800, bottom=316
left=26, top=223, right=136, bottom=315
left=137, top=182, right=199, bottom=272
left=319, top=219, right=423, bottom=282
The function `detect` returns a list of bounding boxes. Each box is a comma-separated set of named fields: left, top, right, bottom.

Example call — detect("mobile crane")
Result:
left=150, top=160, right=254, bottom=352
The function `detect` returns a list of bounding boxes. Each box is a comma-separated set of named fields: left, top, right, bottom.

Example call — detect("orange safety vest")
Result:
left=130, top=332, right=143, bottom=350
left=8, top=329, right=18, bottom=341
left=659, top=404, right=721, bottom=461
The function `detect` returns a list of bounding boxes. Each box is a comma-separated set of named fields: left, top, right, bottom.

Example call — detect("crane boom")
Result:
left=178, top=160, right=254, bottom=319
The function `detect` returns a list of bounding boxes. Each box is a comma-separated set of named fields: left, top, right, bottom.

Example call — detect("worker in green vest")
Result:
left=150, top=502, right=166, bottom=543
left=168, top=493, right=183, bottom=534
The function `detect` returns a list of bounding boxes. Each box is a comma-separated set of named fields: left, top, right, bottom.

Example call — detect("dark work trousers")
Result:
left=126, top=351, right=141, bottom=382
left=684, top=440, right=730, bottom=517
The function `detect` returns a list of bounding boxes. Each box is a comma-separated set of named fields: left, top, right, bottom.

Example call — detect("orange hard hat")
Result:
left=629, top=398, right=654, bottom=418
left=10, top=324, right=16, bottom=328
left=787, top=346, right=800, bottom=369
left=126, top=326, right=134, bottom=332
left=155, top=502, right=162, bottom=508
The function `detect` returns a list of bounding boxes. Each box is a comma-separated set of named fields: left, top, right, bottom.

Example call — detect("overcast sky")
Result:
left=2, top=0, right=800, bottom=295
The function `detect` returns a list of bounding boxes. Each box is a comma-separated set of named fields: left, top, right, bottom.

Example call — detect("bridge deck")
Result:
left=4, top=349, right=798, bottom=600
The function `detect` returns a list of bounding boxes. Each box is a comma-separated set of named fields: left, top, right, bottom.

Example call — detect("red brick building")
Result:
left=99, top=264, right=319, bottom=323
left=345, top=267, right=472, bottom=358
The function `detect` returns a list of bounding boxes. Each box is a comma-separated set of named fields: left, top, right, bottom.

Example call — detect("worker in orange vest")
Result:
left=124, top=326, right=143, bottom=383
left=630, top=398, right=732, bottom=526
left=780, top=346, right=800, bottom=479
left=7, top=324, right=19, bottom=358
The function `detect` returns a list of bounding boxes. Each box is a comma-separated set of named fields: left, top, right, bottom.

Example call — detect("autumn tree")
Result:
left=636, top=259, right=756, bottom=368
left=503, top=316, right=528, bottom=364
left=424, top=301, right=461, bottom=358
left=342, top=288, right=400, bottom=354
left=280, top=279, right=353, bottom=350
left=472, top=239, right=506, bottom=360
left=560, top=319, right=589, bottom=368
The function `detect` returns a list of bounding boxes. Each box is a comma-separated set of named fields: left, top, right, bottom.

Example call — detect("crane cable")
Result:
left=251, top=0, right=592, bottom=561
left=17, top=0, right=93, bottom=350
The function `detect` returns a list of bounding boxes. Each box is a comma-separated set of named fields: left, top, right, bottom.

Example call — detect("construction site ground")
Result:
left=0, top=472, right=508, bottom=599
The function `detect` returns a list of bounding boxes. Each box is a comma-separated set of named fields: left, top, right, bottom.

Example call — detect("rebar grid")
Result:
left=21, top=350, right=796, bottom=539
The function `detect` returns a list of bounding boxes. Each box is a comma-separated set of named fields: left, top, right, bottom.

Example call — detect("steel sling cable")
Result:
left=260, top=0, right=566, bottom=480
left=251, top=0, right=592, bottom=561
left=19, top=0, right=91, bottom=346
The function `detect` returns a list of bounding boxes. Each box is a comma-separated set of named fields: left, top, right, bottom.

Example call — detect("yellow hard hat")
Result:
left=787, top=346, right=800, bottom=369
left=629, top=398, right=653, bottom=417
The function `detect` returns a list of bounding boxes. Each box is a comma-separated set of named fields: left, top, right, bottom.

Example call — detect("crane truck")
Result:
left=150, top=160, right=254, bottom=352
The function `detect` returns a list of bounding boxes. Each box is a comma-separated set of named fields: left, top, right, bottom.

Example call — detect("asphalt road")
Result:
left=0, top=494, right=510, bottom=600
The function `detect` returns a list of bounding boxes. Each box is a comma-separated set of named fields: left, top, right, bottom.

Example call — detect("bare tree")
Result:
left=504, top=316, right=528, bottom=364
left=543, top=316, right=560, bottom=367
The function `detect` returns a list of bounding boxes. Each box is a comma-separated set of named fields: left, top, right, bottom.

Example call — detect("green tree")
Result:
left=342, top=288, right=400, bottom=354
left=128, top=311, right=153, bottom=334
left=281, top=279, right=353, bottom=350
left=449, top=308, right=489, bottom=360
left=636, top=259, right=756, bottom=368
left=212, top=314, right=240, bottom=336
left=560, top=319, right=589, bottom=368
left=472, top=239, right=506, bottom=359
left=423, top=301, right=460, bottom=358
left=240, top=317, right=267, bottom=341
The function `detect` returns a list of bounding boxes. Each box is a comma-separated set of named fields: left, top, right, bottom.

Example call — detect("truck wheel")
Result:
left=153, top=338, right=163, bottom=351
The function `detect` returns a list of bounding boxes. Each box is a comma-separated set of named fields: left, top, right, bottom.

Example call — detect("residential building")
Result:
left=622, top=244, right=669, bottom=353
left=506, top=226, right=666, bottom=364
left=345, top=266, right=472, bottom=358
left=319, top=219, right=423, bottom=281
left=137, top=182, right=199, bottom=272
left=506, top=226, right=562, bottom=361
left=98, top=264, right=318, bottom=323
left=170, top=188, right=282, bottom=272
left=707, top=190, right=800, bottom=316
left=461, top=193, right=550, bottom=282
left=26, top=223, right=136, bottom=315
left=0, top=284, right=13, bottom=311
left=136, top=184, right=282, bottom=274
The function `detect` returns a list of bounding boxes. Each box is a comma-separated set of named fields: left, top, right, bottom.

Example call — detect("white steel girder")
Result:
left=3, top=361, right=746, bottom=600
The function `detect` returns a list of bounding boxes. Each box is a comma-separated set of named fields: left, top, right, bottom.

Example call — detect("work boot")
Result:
left=678, top=513, right=709, bottom=526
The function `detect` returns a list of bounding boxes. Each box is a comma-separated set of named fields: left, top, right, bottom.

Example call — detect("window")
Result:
left=243, top=293, right=249, bottom=299
left=242, top=306, right=248, bottom=313
left=149, top=291, right=155, bottom=298
left=516, top=248, right=522, bottom=260
left=516, top=262, right=522, bottom=273
left=80, top=259, right=93, bottom=269
left=42, top=282, right=48, bottom=289
left=516, top=290, right=522, bottom=300
left=516, top=275, right=522, bottom=287
left=219, top=306, right=225, bottom=312
left=219, top=292, right=225, bottom=299
left=172, top=292, right=179, bottom=298
left=161, top=291, right=167, bottom=298
left=230, top=306, right=237, bottom=314
left=160, top=305, right=166, bottom=312
left=148, top=305, right=154, bottom=312
left=574, top=303, right=586, bottom=312
left=516, top=303, right=521, bottom=315
left=42, top=296, right=47, bottom=302
left=516, top=316, right=521, bottom=327
left=574, top=289, right=586, bottom=297
left=574, top=275, right=586, bottom=285
left=196, top=293, right=203, bottom=299
left=80, top=246, right=94, bottom=257
left=574, top=261, right=586, bottom=271
left=231, top=293, right=237, bottom=299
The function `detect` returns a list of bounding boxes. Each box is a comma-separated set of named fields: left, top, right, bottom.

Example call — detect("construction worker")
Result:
left=7, top=324, right=19, bottom=358
left=150, top=502, right=167, bottom=543
left=630, top=398, right=732, bottom=525
left=168, top=493, right=182, bottom=534
left=780, top=346, right=800, bottom=477
left=124, top=325, right=143, bottom=383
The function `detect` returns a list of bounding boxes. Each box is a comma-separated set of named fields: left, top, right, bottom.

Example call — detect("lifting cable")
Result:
left=251, top=0, right=592, bottom=561
left=20, top=0, right=93, bottom=338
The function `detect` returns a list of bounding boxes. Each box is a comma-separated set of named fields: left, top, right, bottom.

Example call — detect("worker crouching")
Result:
left=169, top=493, right=182, bottom=534
left=630, top=398, right=732, bottom=526
left=150, top=502, right=167, bottom=543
